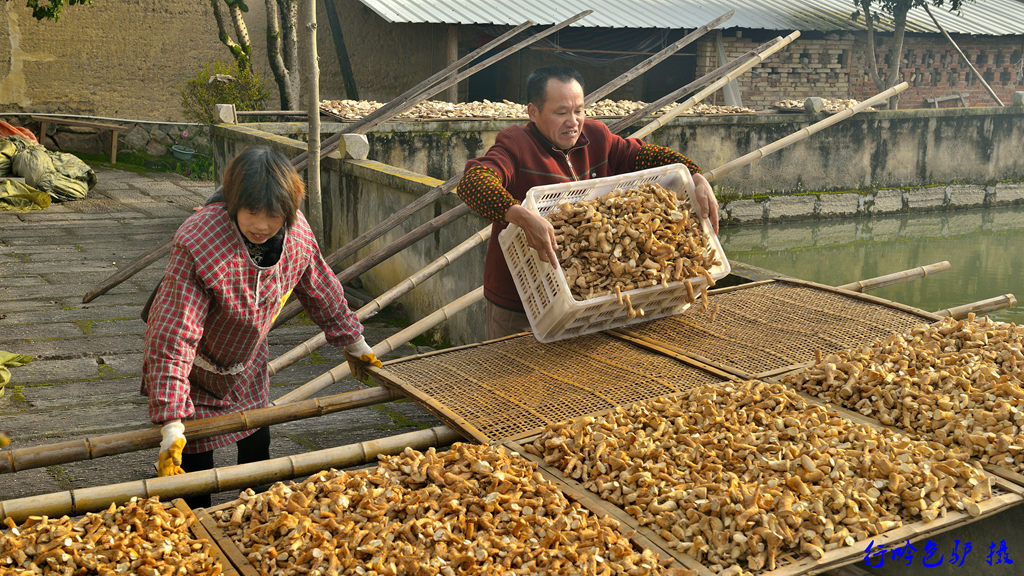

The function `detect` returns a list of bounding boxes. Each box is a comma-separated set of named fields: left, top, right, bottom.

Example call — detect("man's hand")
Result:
left=345, top=336, right=383, bottom=381
left=157, top=420, right=186, bottom=477
left=692, top=173, right=720, bottom=235
left=505, top=205, right=559, bottom=268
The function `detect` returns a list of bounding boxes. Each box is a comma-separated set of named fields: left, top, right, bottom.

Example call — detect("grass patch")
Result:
left=78, top=150, right=215, bottom=181
left=283, top=433, right=321, bottom=452
left=46, top=465, right=76, bottom=491
left=371, top=404, right=424, bottom=431
left=74, top=319, right=94, bottom=335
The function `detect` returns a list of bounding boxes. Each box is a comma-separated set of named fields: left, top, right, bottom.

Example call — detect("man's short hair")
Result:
left=526, top=66, right=585, bottom=110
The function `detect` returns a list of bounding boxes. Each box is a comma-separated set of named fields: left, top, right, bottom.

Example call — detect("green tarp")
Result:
left=0, top=350, right=33, bottom=400
left=0, top=179, right=51, bottom=211
left=1, top=135, right=95, bottom=207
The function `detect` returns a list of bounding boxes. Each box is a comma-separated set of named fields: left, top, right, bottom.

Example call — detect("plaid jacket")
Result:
left=141, top=203, right=363, bottom=452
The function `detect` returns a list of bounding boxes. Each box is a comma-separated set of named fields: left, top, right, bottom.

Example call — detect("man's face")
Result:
left=528, top=78, right=585, bottom=150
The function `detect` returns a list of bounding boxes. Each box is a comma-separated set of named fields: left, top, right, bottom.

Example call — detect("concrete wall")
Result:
left=211, top=105, right=1024, bottom=345
left=284, top=107, right=1024, bottom=199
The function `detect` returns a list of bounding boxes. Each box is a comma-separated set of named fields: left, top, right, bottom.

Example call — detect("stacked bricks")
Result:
left=695, top=33, right=1023, bottom=109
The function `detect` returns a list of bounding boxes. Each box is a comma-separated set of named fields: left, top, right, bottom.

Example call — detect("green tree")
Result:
left=5, top=0, right=92, bottom=21
left=211, top=0, right=301, bottom=110
left=853, top=0, right=971, bottom=109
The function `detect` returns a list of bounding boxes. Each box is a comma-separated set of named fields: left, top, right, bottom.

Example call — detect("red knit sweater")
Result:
left=458, top=120, right=701, bottom=311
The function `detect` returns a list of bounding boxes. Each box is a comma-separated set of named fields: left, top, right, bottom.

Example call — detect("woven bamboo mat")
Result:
left=373, top=332, right=732, bottom=444
left=613, top=278, right=941, bottom=379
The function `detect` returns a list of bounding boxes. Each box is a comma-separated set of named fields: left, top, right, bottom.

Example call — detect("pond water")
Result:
left=718, top=205, right=1024, bottom=325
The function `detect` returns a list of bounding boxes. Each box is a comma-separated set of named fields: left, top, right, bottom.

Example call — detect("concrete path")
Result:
left=0, top=167, right=440, bottom=506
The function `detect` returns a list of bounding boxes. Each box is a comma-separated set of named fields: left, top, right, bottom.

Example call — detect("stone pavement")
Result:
left=0, top=167, right=440, bottom=506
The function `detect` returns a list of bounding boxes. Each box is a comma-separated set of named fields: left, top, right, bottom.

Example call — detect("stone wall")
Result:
left=0, top=114, right=211, bottom=158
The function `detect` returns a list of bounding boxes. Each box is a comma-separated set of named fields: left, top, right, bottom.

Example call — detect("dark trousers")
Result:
left=181, top=426, right=270, bottom=510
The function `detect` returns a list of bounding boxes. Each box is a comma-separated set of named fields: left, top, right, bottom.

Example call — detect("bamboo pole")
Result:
left=701, top=82, right=909, bottom=183
left=293, top=20, right=535, bottom=171
left=270, top=226, right=492, bottom=375
left=0, top=426, right=461, bottom=524
left=608, top=36, right=784, bottom=135
left=923, top=4, right=1003, bottom=107
left=837, top=261, right=951, bottom=293
left=274, top=287, right=485, bottom=405
left=630, top=31, right=801, bottom=140
left=583, top=10, right=735, bottom=106
left=351, top=12, right=592, bottom=139
left=934, top=294, right=1017, bottom=319
left=274, top=203, right=474, bottom=327
left=80, top=19, right=535, bottom=303
left=0, top=387, right=398, bottom=475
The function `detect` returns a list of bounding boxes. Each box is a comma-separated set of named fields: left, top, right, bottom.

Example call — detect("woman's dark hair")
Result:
left=221, top=147, right=305, bottom=229
left=525, top=66, right=585, bottom=110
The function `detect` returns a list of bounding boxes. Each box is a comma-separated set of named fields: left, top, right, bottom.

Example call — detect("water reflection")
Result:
left=719, top=205, right=1024, bottom=324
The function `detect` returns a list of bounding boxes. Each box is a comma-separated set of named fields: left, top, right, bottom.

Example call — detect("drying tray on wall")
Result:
left=368, top=332, right=733, bottom=445
left=611, top=278, right=941, bottom=380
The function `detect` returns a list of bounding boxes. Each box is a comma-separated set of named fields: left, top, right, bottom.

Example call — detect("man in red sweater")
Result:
left=457, top=66, right=719, bottom=339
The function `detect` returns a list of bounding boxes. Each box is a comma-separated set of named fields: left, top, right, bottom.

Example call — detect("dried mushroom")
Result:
left=547, top=182, right=719, bottom=311
left=772, top=98, right=870, bottom=113
left=526, top=380, right=990, bottom=575
left=784, top=314, right=1024, bottom=474
left=319, top=99, right=754, bottom=121
left=216, top=443, right=681, bottom=576
left=0, top=496, right=221, bottom=575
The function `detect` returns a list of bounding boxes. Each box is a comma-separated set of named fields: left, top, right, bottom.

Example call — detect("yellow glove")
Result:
left=344, top=336, right=382, bottom=381
left=157, top=421, right=186, bottom=477
left=0, top=431, right=11, bottom=449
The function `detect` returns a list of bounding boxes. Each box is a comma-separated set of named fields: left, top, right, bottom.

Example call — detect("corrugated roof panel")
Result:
left=355, top=0, right=1024, bottom=35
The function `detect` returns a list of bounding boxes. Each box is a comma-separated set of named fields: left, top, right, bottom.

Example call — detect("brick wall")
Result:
left=698, top=32, right=1024, bottom=109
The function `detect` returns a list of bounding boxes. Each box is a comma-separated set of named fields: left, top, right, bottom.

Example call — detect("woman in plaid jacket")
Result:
left=141, top=147, right=381, bottom=505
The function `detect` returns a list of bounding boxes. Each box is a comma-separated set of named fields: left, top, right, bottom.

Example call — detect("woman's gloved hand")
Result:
left=344, top=335, right=383, bottom=381
left=157, top=420, right=186, bottom=477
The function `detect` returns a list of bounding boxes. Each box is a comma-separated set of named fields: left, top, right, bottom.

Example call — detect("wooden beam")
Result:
left=446, top=24, right=459, bottom=103
left=924, top=4, right=1003, bottom=107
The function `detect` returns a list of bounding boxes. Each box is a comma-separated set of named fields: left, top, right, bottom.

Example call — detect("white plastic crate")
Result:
left=498, top=164, right=731, bottom=343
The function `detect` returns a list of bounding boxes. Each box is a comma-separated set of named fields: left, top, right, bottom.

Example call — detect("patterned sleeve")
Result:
left=142, top=245, right=209, bottom=424
left=292, top=247, right=364, bottom=348
left=634, top=143, right=702, bottom=175
left=457, top=165, right=517, bottom=224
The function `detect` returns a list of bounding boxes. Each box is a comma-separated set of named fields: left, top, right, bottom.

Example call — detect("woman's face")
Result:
left=236, top=207, right=285, bottom=245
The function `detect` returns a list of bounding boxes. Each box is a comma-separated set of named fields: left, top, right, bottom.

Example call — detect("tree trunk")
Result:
left=885, top=7, right=909, bottom=110
left=860, top=0, right=884, bottom=92
left=282, top=0, right=301, bottom=110
left=265, top=0, right=301, bottom=110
